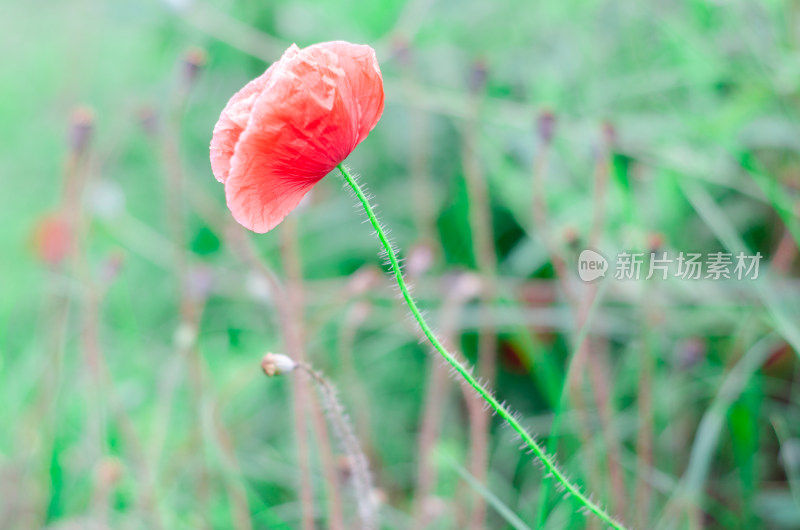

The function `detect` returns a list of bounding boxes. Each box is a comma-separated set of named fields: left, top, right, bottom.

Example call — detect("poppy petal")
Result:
left=215, top=41, right=383, bottom=233
left=209, top=45, right=300, bottom=183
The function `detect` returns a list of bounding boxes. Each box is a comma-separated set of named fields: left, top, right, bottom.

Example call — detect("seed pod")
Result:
left=468, top=59, right=489, bottom=94
left=182, top=47, right=207, bottom=88
left=138, top=106, right=159, bottom=136
left=647, top=232, right=665, bottom=253
left=69, top=106, right=94, bottom=156
left=536, top=110, right=556, bottom=145
left=261, top=352, right=297, bottom=377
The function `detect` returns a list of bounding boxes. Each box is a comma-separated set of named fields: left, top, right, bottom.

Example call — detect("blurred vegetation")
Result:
left=2, top=0, right=800, bottom=528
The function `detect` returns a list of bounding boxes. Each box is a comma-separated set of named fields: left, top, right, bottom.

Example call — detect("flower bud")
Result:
left=69, top=106, right=94, bottom=156
left=647, top=232, right=665, bottom=253
left=391, top=37, right=413, bottom=67
left=468, top=59, right=489, bottom=95
left=32, top=213, right=72, bottom=266
left=602, top=120, right=617, bottom=146
left=261, top=352, right=297, bottom=377
left=138, top=106, right=159, bottom=136
left=182, top=47, right=207, bottom=88
left=99, top=251, right=125, bottom=284
left=562, top=225, right=580, bottom=248
left=536, top=110, right=556, bottom=145
left=677, top=337, right=706, bottom=370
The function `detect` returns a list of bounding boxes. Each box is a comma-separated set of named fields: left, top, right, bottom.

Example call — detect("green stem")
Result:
left=337, top=163, right=625, bottom=530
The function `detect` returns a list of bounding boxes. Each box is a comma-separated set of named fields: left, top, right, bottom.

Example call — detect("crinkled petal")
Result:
left=317, top=41, right=384, bottom=145
left=209, top=45, right=300, bottom=183
left=218, top=41, right=384, bottom=233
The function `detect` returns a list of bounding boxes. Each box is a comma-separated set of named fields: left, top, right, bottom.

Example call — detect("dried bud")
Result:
left=261, top=352, right=297, bottom=377
left=647, top=233, right=665, bottom=253
left=537, top=110, right=556, bottom=144
left=182, top=47, right=207, bottom=87
left=468, top=59, right=489, bottom=94
left=138, top=106, right=159, bottom=136
left=32, top=213, right=72, bottom=266
left=677, top=337, right=706, bottom=370
left=391, top=37, right=413, bottom=67
left=562, top=225, right=580, bottom=248
left=602, top=121, right=617, bottom=148
left=69, top=106, right=94, bottom=156
left=99, top=251, right=125, bottom=284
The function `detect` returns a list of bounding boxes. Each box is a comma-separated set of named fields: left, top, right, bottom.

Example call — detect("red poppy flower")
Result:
left=210, top=41, right=384, bottom=233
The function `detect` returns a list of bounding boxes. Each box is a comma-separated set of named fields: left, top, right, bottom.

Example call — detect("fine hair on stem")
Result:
left=336, top=162, right=625, bottom=530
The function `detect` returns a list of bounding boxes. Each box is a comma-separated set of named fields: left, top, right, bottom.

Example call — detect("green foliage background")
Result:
left=2, top=0, right=800, bottom=528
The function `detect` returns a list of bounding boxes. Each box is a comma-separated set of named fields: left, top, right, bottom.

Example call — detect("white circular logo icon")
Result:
left=578, top=250, right=608, bottom=282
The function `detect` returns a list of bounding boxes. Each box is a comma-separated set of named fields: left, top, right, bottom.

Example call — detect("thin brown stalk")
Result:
left=229, top=219, right=343, bottom=530
left=530, top=116, right=625, bottom=522
left=28, top=109, right=93, bottom=528
left=564, top=283, right=606, bottom=514
left=529, top=115, right=601, bottom=520
left=404, top=52, right=437, bottom=245
left=337, top=300, right=376, bottom=456
left=562, top=129, right=626, bottom=517
left=279, top=216, right=316, bottom=530
left=412, top=360, right=450, bottom=527
left=530, top=114, right=577, bottom=307
left=459, top=74, right=497, bottom=529
left=773, top=204, right=799, bottom=274
left=412, top=274, right=482, bottom=528
left=158, top=67, right=213, bottom=525
left=80, top=265, right=165, bottom=528
left=632, top=282, right=658, bottom=528
left=210, top=406, right=255, bottom=530
left=51, top=109, right=163, bottom=527
left=400, top=47, right=465, bottom=529
left=154, top=51, right=252, bottom=529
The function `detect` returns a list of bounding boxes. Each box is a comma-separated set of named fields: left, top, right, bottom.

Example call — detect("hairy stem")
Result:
left=337, top=163, right=625, bottom=530
left=299, top=362, right=377, bottom=529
